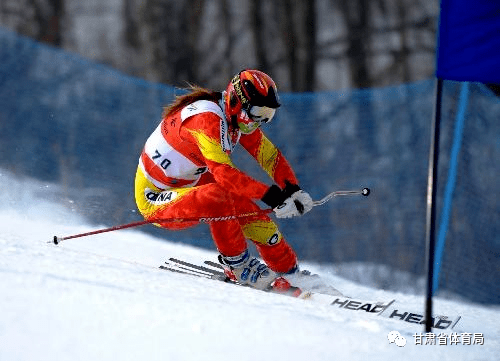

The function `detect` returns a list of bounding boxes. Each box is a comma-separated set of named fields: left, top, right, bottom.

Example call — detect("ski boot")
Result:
left=218, top=249, right=278, bottom=290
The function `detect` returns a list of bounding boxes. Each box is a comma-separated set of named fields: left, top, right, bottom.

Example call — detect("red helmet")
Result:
left=224, top=69, right=280, bottom=134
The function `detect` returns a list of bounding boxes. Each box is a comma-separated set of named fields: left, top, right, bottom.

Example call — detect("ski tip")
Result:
left=298, top=291, right=313, bottom=300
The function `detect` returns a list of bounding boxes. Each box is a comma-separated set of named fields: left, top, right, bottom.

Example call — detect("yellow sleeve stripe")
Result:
left=189, top=129, right=235, bottom=167
left=257, top=134, right=279, bottom=178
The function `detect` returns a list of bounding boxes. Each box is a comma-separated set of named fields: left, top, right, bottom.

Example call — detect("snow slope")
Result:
left=1, top=171, right=499, bottom=361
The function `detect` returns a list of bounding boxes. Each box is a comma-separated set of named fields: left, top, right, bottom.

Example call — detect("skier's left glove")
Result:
left=274, top=182, right=313, bottom=219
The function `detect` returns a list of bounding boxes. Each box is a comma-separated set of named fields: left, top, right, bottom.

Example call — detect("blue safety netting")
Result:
left=1, top=27, right=499, bottom=303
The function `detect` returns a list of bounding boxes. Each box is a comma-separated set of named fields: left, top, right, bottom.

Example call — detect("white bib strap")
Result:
left=180, top=100, right=224, bottom=121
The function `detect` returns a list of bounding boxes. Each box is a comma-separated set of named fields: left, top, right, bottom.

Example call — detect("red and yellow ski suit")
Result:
left=135, top=100, right=298, bottom=272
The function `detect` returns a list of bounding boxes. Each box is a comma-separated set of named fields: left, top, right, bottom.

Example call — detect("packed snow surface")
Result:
left=1, top=172, right=499, bottom=361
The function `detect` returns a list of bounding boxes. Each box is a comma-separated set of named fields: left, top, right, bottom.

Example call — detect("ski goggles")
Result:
left=238, top=106, right=277, bottom=134
left=247, top=105, right=276, bottom=124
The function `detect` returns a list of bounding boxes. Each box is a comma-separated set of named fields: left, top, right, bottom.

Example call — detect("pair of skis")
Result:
left=160, top=257, right=228, bottom=281
left=160, top=257, right=307, bottom=298
left=159, top=257, right=462, bottom=330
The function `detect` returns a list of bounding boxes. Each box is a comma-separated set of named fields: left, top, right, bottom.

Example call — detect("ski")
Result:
left=159, top=257, right=462, bottom=330
left=162, top=257, right=307, bottom=298
left=169, top=257, right=228, bottom=280
left=159, top=263, right=218, bottom=279
left=204, top=259, right=224, bottom=270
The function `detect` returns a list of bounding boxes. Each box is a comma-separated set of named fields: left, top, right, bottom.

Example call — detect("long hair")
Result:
left=162, top=85, right=221, bottom=118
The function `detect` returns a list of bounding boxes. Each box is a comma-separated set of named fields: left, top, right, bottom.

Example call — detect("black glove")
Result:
left=261, top=184, right=285, bottom=209
left=261, top=181, right=301, bottom=208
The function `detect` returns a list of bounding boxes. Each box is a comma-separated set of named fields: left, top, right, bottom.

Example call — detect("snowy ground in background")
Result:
left=1, top=171, right=499, bottom=361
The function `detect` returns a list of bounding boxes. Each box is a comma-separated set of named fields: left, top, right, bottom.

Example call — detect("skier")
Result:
left=135, top=69, right=314, bottom=291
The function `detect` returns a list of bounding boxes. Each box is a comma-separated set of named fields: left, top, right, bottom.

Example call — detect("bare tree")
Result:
left=0, top=0, right=64, bottom=45
left=0, top=0, right=439, bottom=91
left=369, top=0, right=437, bottom=86
left=338, top=0, right=372, bottom=88
left=124, top=0, right=140, bottom=49
left=141, top=0, right=204, bottom=86
left=278, top=0, right=316, bottom=92
left=38, top=0, right=64, bottom=46
left=249, top=0, right=270, bottom=72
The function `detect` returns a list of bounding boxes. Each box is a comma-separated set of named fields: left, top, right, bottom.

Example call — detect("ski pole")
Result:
left=312, top=187, right=370, bottom=206
left=51, top=187, right=370, bottom=244
left=51, top=209, right=273, bottom=245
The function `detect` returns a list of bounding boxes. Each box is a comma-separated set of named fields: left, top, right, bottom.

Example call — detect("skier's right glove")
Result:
left=261, top=182, right=313, bottom=219
left=274, top=190, right=313, bottom=218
